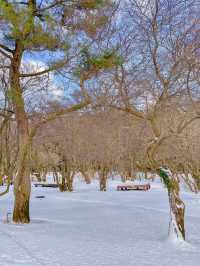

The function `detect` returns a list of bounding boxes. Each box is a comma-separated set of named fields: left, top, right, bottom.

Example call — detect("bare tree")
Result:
left=103, top=0, right=200, bottom=241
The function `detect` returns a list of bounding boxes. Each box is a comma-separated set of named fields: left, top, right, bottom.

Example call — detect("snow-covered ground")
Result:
left=0, top=177, right=200, bottom=266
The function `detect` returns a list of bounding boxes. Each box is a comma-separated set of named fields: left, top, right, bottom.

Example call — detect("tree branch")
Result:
left=0, top=49, right=12, bottom=60
left=29, top=98, right=91, bottom=140
left=0, top=44, right=14, bottom=54
left=38, top=0, right=65, bottom=12
left=20, top=60, right=68, bottom=78
left=0, top=184, right=10, bottom=197
left=109, top=104, right=145, bottom=119
left=177, top=116, right=200, bottom=134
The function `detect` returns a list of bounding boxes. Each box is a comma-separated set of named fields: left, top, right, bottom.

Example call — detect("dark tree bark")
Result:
left=159, top=168, right=185, bottom=241
left=59, top=163, right=74, bottom=192
left=11, top=41, right=31, bottom=223
left=99, top=167, right=108, bottom=191
left=168, top=178, right=185, bottom=241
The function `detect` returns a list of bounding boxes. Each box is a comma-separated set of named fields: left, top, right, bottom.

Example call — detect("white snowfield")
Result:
left=0, top=177, right=200, bottom=266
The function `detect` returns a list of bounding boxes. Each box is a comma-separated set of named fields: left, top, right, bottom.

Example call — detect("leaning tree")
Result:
left=105, top=0, right=200, bottom=241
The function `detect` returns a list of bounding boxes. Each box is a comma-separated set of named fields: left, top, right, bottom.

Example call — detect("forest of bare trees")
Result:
left=0, top=0, right=200, bottom=244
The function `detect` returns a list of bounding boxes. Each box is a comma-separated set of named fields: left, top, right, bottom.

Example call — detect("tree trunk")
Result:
left=168, top=186, right=185, bottom=241
left=10, top=41, right=31, bottom=223
left=84, top=173, right=91, bottom=184
left=36, top=173, right=41, bottom=182
left=59, top=165, right=74, bottom=192
left=13, top=172, right=31, bottom=223
left=53, top=169, right=60, bottom=185
left=66, top=174, right=73, bottom=192
left=99, top=168, right=108, bottom=191
left=59, top=175, right=67, bottom=192
left=81, top=169, right=94, bottom=184
left=159, top=168, right=185, bottom=241
left=41, top=170, right=47, bottom=182
left=59, top=175, right=73, bottom=192
left=13, top=140, right=31, bottom=223
left=192, top=174, right=200, bottom=191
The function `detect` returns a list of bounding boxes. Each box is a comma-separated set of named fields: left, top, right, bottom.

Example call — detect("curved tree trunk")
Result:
left=168, top=187, right=185, bottom=241
left=146, top=126, right=186, bottom=241
left=159, top=168, right=185, bottom=241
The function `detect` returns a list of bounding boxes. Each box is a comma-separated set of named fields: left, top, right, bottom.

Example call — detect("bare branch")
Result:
left=0, top=48, right=12, bottom=60
left=20, top=60, right=68, bottom=78
left=29, top=98, right=92, bottom=139
left=0, top=44, right=14, bottom=54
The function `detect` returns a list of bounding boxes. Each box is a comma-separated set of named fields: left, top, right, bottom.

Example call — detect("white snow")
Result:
left=0, top=177, right=200, bottom=266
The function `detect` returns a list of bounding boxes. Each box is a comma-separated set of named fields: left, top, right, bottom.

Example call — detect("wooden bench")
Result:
left=117, top=184, right=150, bottom=191
left=34, top=183, right=58, bottom=188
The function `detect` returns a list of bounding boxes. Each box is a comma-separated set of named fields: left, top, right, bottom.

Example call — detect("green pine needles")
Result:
left=74, top=47, right=123, bottom=79
left=159, top=168, right=172, bottom=190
